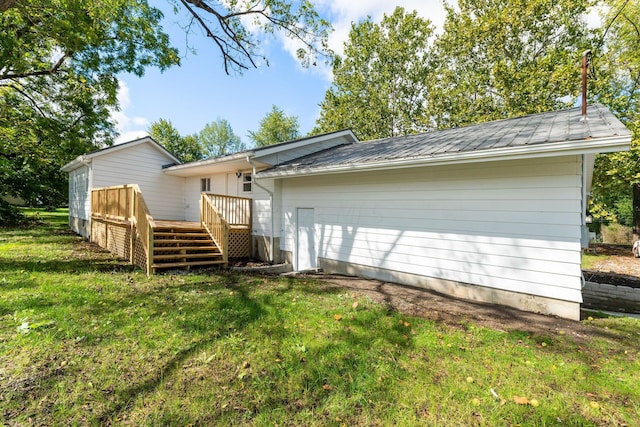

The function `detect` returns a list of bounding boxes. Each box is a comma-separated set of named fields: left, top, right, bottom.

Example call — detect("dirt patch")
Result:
left=292, top=245, right=640, bottom=340
left=301, top=273, right=626, bottom=343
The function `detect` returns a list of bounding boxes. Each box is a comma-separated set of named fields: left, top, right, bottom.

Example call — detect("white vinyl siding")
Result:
left=280, top=155, right=584, bottom=303
left=91, top=142, right=184, bottom=220
left=68, top=165, right=90, bottom=222
left=182, top=172, right=271, bottom=234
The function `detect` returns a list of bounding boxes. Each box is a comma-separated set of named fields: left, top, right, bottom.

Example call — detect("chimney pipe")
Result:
left=581, top=50, right=591, bottom=121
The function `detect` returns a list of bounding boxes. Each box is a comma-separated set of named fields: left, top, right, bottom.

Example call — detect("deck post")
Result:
left=147, top=222, right=154, bottom=276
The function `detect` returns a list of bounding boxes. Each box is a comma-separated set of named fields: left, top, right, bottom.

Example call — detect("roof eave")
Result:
left=163, top=151, right=253, bottom=176
left=258, top=135, right=631, bottom=179
left=60, top=156, right=90, bottom=172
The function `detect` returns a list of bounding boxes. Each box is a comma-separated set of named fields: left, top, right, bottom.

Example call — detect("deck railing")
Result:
left=205, top=193, right=252, bottom=227
left=90, top=184, right=155, bottom=275
left=131, top=186, right=155, bottom=275
left=91, top=185, right=133, bottom=222
left=201, top=193, right=229, bottom=266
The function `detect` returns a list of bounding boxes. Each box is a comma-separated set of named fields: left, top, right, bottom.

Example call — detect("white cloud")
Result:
left=110, top=80, right=150, bottom=144
left=276, top=0, right=447, bottom=81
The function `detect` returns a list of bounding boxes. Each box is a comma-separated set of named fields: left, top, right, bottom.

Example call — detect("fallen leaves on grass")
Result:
left=333, top=314, right=342, bottom=321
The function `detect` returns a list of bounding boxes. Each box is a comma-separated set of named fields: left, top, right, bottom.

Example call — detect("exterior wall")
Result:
left=184, top=170, right=275, bottom=262
left=68, top=165, right=91, bottom=237
left=279, top=156, right=585, bottom=318
left=91, top=142, right=184, bottom=220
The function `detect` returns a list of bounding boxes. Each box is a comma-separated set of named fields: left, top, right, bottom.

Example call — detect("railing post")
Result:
left=147, top=222, right=153, bottom=276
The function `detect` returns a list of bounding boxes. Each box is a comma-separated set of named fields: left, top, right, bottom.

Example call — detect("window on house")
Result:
left=200, top=178, right=211, bottom=192
left=242, top=173, right=252, bottom=193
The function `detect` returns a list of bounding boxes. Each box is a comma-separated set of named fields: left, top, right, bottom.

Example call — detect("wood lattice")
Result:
left=229, top=228, right=250, bottom=258
left=132, top=230, right=147, bottom=270
left=106, top=223, right=131, bottom=260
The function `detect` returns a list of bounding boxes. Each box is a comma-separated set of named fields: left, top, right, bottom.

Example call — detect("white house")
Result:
left=61, top=136, right=183, bottom=237
left=63, top=104, right=632, bottom=319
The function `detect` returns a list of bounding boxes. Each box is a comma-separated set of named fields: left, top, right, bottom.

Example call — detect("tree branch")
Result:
left=0, top=0, right=17, bottom=13
left=180, top=0, right=251, bottom=73
left=0, top=52, right=72, bottom=80
left=6, top=81, right=48, bottom=118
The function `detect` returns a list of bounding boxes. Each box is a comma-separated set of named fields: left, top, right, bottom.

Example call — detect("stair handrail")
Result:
left=131, top=184, right=156, bottom=275
left=201, top=193, right=229, bottom=266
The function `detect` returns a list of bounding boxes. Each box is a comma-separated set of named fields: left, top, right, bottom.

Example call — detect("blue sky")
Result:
left=113, top=0, right=448, bottom=144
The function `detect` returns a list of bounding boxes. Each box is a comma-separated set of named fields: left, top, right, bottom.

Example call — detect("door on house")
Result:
left=296, top=208, right=316, bottom=271
left=226, top=173, right=238, bottom=196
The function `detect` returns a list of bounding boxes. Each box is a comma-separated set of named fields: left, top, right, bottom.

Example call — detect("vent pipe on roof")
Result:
left=581, top=49, right=592, bottom=121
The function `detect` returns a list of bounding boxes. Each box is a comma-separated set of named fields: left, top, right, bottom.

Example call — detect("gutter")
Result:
left=247, top=156, right=275, bottom=263
left=258, top=135, right=631, bottom=179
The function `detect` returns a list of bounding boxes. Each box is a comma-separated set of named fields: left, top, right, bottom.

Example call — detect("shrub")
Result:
left=601, top=223, right=633, bottom=245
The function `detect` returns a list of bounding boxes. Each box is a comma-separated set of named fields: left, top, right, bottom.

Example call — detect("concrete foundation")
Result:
left=252, top=235, right=282, bottom=263
left=317, top=258, right=581, bottom=320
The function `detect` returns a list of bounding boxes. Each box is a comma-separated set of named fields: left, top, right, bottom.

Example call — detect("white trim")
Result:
left=61, top=136, right=180, bottom=172
left=253, top=129, right=358, bottom=158
left=258, top=136, right=631, bottom=178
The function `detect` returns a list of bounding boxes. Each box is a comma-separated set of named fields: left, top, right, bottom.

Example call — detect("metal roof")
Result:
left=259, top=104, right=631, bottom=177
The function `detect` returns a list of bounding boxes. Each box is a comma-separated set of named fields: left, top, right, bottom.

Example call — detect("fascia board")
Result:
left=253, top=130, right=358, bottom=158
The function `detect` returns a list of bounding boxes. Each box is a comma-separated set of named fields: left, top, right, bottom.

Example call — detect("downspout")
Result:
left=247, top=156, right=275, bottom=263
left=581, top=153, right=588, bottom=291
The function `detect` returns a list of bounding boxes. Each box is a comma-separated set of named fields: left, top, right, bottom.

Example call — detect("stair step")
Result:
left=154, top=245, right=217, bottom=252
left=154, top=232, right=208, bottom=238
left=153, top=260, right=227, bottom=269
left=153, top=252, right=222, bottom=261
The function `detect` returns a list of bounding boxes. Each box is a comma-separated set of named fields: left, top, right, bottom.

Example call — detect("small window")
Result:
left=242, top=173, right=252, bottom=193
left=200, top=178, right=211, bottom=192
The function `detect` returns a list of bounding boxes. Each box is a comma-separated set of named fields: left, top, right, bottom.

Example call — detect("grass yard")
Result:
left=1, top=210, right=639, bottom=426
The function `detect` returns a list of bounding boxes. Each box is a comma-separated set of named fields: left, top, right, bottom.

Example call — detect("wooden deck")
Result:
left=154, top=220, right=201, bottom=230
left=90, top=186, right=252, bottom=274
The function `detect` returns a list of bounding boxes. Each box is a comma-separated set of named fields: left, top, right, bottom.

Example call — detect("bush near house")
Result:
left=601, top=223, right=633, bottom=245
left=1, top=210, right=639, bottom=425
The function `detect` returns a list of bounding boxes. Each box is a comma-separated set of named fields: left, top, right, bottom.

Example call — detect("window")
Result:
left=200, top=177, right=211, bottom=192
left=242, top=173, right=252, bottom=193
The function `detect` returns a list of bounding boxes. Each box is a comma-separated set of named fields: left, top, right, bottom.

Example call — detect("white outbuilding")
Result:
left=63, top=104, right=631, bottom=319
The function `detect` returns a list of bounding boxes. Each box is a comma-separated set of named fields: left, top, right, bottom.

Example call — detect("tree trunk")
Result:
left=634, top=183, right=640, bottom=242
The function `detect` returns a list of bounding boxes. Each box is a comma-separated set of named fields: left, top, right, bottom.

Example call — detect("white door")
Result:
left=226, top=173, right=238, bottom=196
left=296, top=208, right=316, bottom=271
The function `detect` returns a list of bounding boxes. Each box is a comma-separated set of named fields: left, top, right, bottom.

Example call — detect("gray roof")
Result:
left=259, top=104, right=631, bottom=177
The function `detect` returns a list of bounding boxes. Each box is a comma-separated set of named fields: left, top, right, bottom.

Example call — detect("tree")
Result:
left=588, top=0, right=640, bottom=223
left=248, top=105, right=300, bottom=147
left=314, top=7, right=435, bottom=140
left=0, top=0, right=332, bottom=222
left=1, top=0, right=178, bottom=217
left=148, top=118, right=205, bottom=162
left=199, top=118, right=246, bottom=157
left=430, top=0, right=592, bottom=128
left=177, top=0, right=332, bottom=74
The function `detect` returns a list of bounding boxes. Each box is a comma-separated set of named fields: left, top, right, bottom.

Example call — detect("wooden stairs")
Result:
left=152, top=221, right=226, bottom=271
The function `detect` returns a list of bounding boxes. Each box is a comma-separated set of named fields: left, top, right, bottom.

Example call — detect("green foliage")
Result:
left=589, top=0, right=640, bottom=221
left=614, top=196, right=634, bottom=225
left=0, top=0, right=178, bottom=206
left=430, top=0, right=591, bottom=128
left=0, top=200, right=28, bottom=226
left=314, top=7, right=435, bottom=140
left=199, top=118, right=246, bottom=157
left=148, top=118, right=205, bottom=163
left=248, top=105, right=300, bottom=147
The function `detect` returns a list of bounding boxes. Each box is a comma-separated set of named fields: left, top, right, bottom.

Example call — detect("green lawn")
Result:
left=1, top=210, right=639, bottom=426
